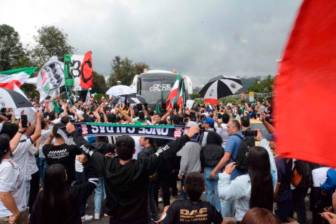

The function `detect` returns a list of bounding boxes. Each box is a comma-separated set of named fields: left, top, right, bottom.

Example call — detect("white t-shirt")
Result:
left=312, top=167, right=329, bottom=187
left=12, top=136, right=38, bottom=180
left=0, top=159, right=27, bottom=217
left=75, top=157, right=84, bottom=173
left=132, top=136, right=141, bottom=160
left=215, top=123, right=229, bottom=147
left=38, top=128, right=52, bottom=158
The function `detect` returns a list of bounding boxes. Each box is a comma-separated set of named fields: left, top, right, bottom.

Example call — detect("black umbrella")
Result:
left=199, top=75, right=243, bottom=99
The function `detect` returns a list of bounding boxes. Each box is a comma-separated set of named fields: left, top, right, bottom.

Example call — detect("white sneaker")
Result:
left=94, top=213, right=100, bottom=220
left=81, top=214, right=93, bottom=222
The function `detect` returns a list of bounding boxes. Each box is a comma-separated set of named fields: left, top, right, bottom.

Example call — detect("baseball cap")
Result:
left=202, top=117, right=214, bottom=127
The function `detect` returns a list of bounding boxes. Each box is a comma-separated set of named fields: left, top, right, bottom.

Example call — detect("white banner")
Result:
left=36, top=56, right=64, bottom=102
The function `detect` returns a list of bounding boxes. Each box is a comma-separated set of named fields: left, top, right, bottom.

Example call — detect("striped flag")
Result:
left=177, top=80, right=185, bottom=109
left=166, top=74, right=181, bottom=110
left=0, top=67, right=37, bottom=90
left=64, top=51, right=93, bottom=91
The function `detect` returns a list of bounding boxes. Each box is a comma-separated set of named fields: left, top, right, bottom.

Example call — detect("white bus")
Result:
left=131, top=70, right=192, bottom=106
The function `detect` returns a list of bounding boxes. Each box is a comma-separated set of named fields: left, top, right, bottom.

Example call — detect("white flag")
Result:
left=36, top=56, right=64, bottom=102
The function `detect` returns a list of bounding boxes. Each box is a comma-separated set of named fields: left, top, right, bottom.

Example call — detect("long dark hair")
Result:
left=247, top=146, right=273, bottom=211
left=40, top=164, right=72, bottom=224
left=0, top=134, right=10, bottom=163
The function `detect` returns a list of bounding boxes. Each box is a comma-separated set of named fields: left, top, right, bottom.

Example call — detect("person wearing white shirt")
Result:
left=214, top=113, right=230, bottom=147
left=218, top=146, right=273, bottom=221
left=0, top=131, right=30, bottom=224
left=7, top=112, right=42, bottom=210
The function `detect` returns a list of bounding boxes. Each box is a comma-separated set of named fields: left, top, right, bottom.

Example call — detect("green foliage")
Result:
left=0, top=24, right=30, bottom=70
left=220, top=95, right=242, bottom=105
left=190, top=92, right=200, bottom=99
left=93, top=93, right=108, bottom=102
left=247, top=75, right=274, bottom=93
left=194, top=98, right=203, bottom=105
left=92, top=71, right=107, bottom=93
left=21, top=84, right=39, bottom=99
left=108, top=56, right=149, bottom=86
left=31, top=26, right=74, bottom=66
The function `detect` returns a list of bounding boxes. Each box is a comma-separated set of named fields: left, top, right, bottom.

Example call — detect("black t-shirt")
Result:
left=164, top=199, right=222, bottom=224
left=43, top=144, right=82, bottom=183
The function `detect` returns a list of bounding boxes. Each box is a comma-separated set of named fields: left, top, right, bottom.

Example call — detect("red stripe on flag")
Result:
left=275, top=0, right=336, bottom=167
left=204, top=98, right=218, bottom=105
left=80, top=51, right=93, bottom=89
left=0, top=80, right=22, bottom=90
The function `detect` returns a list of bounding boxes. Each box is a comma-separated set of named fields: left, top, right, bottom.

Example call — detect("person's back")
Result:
left=215, top=113, right=230, bottom=147
left=30, top=164, right=97, bottom=224
left=104, top=156, right=152, bottom=223
left=177, top=141, right=201, bottom=177
left=163, top=172, right=222, bottom=224
left=103, top=136, right=191, bottom=223
left=75, top=128, right=199, bottom=224
left=201, top=131, right=224, bottom=168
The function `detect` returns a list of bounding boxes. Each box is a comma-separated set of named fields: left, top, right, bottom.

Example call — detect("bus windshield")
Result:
left=140, top=75, right=176, bottom=104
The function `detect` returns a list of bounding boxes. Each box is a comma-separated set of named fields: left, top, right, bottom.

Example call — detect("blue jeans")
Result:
left=94, top=178, right=106, bottom=215
left=203, top=167, right=221, bottom=212
left=36, top=157, right=47, bottom=185
left=220, top=199, right=234, bottom=218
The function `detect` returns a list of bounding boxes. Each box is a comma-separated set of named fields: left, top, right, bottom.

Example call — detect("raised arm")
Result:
left=210, top=152, right=232, bottom=178
left=66, top=122, right=107, bottom=176
left=30, top=111, right=42, bottom=143
left=142, top=126, right=199, bottom=173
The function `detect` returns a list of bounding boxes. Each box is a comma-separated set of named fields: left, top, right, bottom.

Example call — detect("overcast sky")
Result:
left=1, top=0, right=301, bottom=86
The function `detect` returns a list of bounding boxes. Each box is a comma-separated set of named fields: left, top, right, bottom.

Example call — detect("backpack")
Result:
left=233, top=134, right=255, bottom=172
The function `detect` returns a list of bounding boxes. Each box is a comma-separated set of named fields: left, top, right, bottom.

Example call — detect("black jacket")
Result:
left=72, top=132, right=191, bottom=224
left=200, top=144, right=224, bottom=168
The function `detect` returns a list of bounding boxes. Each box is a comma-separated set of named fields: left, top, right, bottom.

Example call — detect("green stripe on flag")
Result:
left=0, top=67, right=37, bottom=77
left=64, top=54, right=74, bottom=88
left=85, top=122, right=175, bottom=129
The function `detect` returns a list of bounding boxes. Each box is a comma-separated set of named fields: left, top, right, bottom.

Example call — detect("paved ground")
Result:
left=83, top=186, right=313, bottom=224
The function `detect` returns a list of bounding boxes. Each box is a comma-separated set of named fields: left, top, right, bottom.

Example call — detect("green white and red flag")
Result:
left=0, top=67, right=37, bottom=90
left=166, top=74, right=181, bottom=110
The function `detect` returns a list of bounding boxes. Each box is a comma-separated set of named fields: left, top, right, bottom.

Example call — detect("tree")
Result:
left=92, top=71, right=107, bottom=93
left=0, top=24, right=30, bottom=70
left=108, top=56, right=149, bottom=86
left=31, top=26, right=74, bottom=66
left=21, top=84, right=39, bottom=99
left=247, top=75, right=274, bottom=93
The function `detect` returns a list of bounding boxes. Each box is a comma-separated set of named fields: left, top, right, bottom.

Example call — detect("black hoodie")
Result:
left=72, top=132, right=191, bottom=224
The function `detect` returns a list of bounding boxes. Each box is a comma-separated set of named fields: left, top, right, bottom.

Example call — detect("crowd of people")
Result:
left=0, top=95, right=335, bottom=224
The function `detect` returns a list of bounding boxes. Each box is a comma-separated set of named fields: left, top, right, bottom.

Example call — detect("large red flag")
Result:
left=275, top=0, right=336, bottom=167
